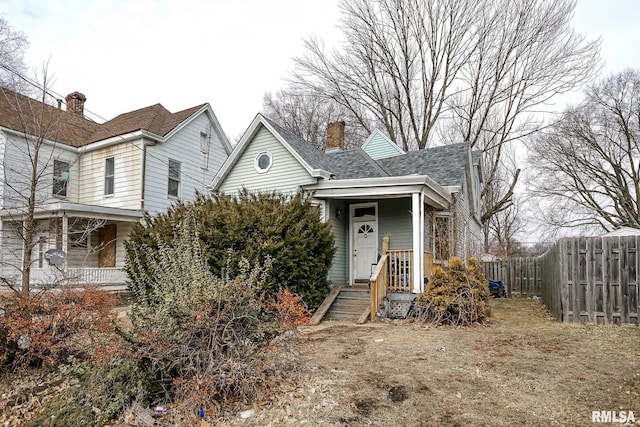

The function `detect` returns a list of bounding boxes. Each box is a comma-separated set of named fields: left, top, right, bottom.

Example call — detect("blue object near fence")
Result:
left=488, top=280, right=507, bottom=298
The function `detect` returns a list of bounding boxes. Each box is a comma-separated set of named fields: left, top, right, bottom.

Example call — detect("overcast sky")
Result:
left=1, top=0, right=639, bottom=140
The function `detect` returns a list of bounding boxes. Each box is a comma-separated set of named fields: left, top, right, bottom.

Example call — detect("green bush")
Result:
left=125, top=190, right=335, bottom=308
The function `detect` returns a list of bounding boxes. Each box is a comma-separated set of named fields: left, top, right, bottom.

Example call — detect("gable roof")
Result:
left=361, top=129, right=405, bottom=159
left=215, top=114, right=473, bottom=191
left=0, top=86, right=221, bottom=149
left=88, top=103, right=205, bottom=143
left=0, top=87, right=101, bottom=147
left=262, top=116, right=335, bottom=172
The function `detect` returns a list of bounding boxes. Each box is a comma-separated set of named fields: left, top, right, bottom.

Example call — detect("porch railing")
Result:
left=369, top=250, right=434, bottom=320
left=387, top=249, right=413, bottom=293
left=30, top=267, right=127, bottom=286
left=369, top=254, right=389, bottom=321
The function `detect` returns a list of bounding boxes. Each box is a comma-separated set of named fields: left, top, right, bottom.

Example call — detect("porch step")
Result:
left=323, top=286, right=370, bottom=321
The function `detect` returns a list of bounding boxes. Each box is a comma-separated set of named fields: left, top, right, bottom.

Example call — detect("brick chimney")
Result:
left=326, top=121, right=345, bottom=151
left=66, top=92, right=86, bottom=117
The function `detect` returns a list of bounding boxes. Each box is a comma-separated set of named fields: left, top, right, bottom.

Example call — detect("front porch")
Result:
left=0, top=201, right=140, bottom=289
left=314, top=248, right=434, bottom=324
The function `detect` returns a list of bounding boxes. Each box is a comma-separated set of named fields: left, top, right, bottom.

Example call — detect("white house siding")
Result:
left=327, top=199, right=348, bottom=285
left=218, top=126, right=315, bottom=195
left=2, top=133, right=79, bottom=207
left=78, top=140, right=142, bottom=210
left=362, top=132, right=402, bottom=160
left=0, top=221, right=23, bottom=280
left=378, top=198, right=413, bottom=251
left=0, top=132, right=6, bottom=207
left=144, top=113, right=227, bottom=215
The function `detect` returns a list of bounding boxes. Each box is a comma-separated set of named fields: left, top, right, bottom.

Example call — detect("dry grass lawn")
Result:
left=241, top=298, right=640, bottom=427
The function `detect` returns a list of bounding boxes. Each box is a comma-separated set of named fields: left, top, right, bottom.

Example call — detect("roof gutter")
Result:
left=0, top=126, right=78, bottom=153
left=77, top=130, right=162, bottom=153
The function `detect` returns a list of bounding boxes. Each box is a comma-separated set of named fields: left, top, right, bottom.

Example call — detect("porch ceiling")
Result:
left=1, top=202, right=143, bottom=222
left=302, top=175, right=452, bottom=209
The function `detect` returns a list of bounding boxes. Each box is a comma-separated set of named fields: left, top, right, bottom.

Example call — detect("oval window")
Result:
left=254, top=152, right=272, bottom=173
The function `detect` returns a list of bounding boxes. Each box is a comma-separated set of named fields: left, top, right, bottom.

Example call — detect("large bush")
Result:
left=125, top=190, right=335, bottom=308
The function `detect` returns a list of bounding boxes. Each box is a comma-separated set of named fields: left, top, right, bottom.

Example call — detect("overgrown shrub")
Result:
left=125, top=190, right=336, bottom=308
left=0, top=287, right=116, bottom=369
left=414, top=257, right=491, bottom=326
left=123, top=212, right=306, bottom=417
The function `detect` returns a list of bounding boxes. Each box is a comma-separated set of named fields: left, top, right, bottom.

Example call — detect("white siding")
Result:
left=218, top=126, right=315, bottom=195
left=0, top=132, right=6, bottom=207
left=362, top=131, right=403, bottom=160
left=2, top=133, right=79, bottom=207
left=0, top=221, right=24, bottom=280
left=327, top=199, right=348, bottom=285
left=78, top=140, right=143, bottom=210
left=144, top=113, right=228, bottom=215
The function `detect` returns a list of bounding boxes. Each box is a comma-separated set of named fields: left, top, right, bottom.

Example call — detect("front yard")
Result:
left=245, top=298, right=640, bottom=426
left=1, top=298, right=639, bottom=426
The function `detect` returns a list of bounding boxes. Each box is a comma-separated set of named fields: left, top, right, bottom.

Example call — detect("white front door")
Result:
left=351, top=203, right=378, bottom=283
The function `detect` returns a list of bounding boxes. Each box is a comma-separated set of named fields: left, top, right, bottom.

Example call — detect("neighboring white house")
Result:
left=213, top=114, right=483, bottom=295
left=0, top=88, right=231, bottom=287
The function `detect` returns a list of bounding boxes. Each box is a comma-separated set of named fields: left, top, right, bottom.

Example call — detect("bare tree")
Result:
left=263, top=90, right=367, bottom=149
left=292, top=0, right=481, bottom=152
left=287, top=0, right=600, bottom=246
left=0, top=15, right=31, bottom=94
left=528, top=69, right=640, bottom=234
left=488, top=199, right=525, bottom=258
left=441, top=0, right=599, bottom=231
left=0, top=70, right=105, bottom=296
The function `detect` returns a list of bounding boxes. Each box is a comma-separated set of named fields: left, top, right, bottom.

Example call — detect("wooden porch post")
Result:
left=411, top=193, right=424, bottom=293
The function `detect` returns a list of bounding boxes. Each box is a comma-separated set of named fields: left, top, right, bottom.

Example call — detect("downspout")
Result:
left=140, top=141, right=147, bottom=211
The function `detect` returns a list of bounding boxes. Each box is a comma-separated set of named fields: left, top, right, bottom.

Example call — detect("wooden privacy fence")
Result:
left=483, top=236, right=640, bottom=325
left=482, top=258, right=541, bottom=297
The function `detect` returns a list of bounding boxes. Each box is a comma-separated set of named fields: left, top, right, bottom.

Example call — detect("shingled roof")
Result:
left=88, top=103, right=205, bottom=143
left=0, top=87, right=206, bottom=147
left=375, top=143, right=471, bottom=187
left=263, top=116, right=335, bottom=172
left=0, top=87, right=100, bottom=147
left=260, top=114, right=472, bottom=188
left=326, top=149, right=389, bottom=179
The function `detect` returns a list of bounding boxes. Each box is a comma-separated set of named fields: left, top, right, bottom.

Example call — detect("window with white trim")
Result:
left=254, top=151, right=272, bottom=173
left=53, top=160, right=69, bottom=197
left=104, top=157, right=115, bottom=196
left=168, top=159, right=181, bottom=198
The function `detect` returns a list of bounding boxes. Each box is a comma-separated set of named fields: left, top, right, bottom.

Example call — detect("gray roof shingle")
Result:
left=375, top=143, right=470, bottom=186
left=262, top=116, right=335, bottom=172
left=325, top=149, right=389, bottom=179
left=263, top=115, right=470, bottom=187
